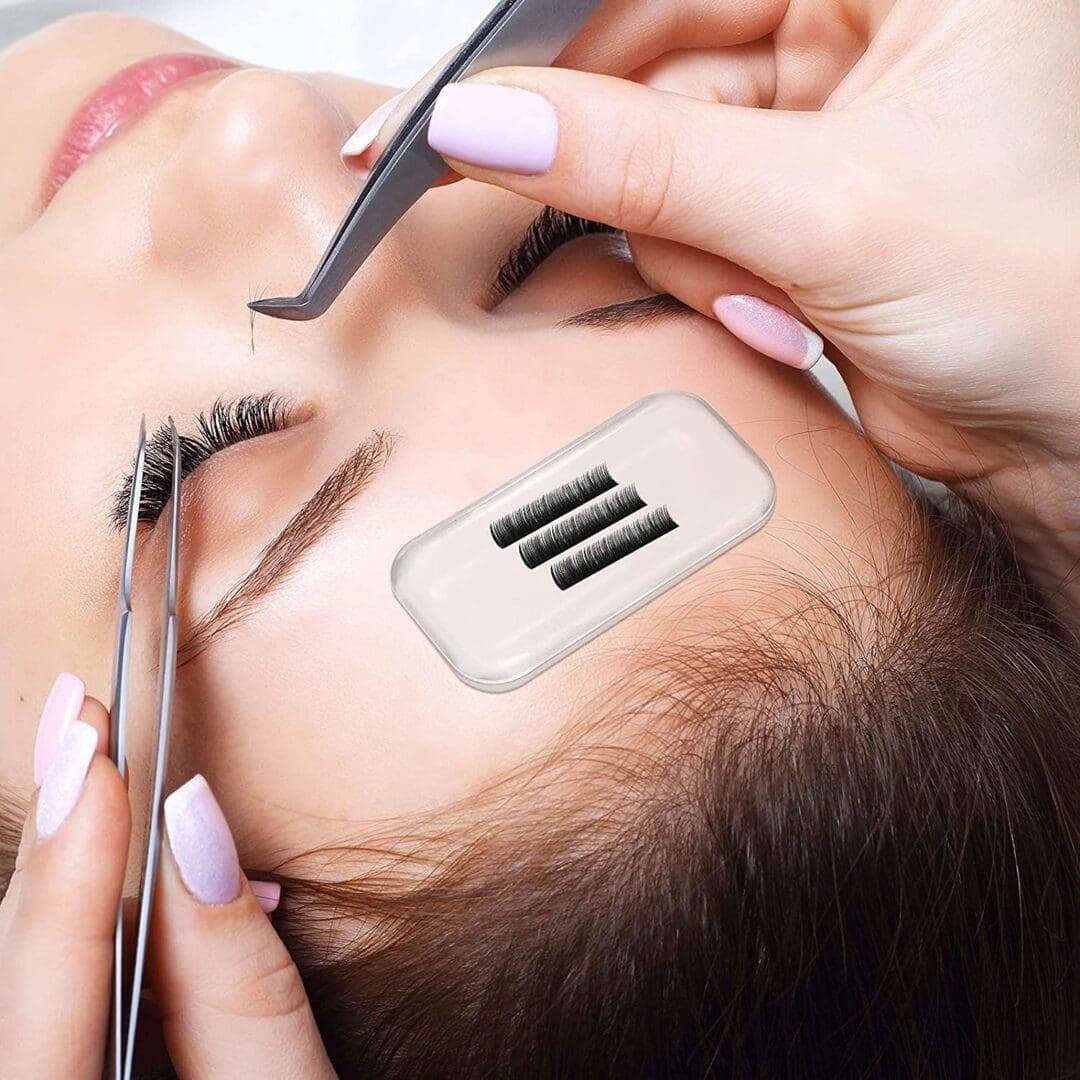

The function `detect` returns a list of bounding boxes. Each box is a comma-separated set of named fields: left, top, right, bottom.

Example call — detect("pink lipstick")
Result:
left=43, top=52, right=238, bottom=206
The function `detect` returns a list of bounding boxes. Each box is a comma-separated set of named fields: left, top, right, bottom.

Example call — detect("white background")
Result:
left=0, top=0, right=493, bottom=84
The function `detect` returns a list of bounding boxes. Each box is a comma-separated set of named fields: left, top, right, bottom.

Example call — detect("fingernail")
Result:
left=36, top=721, right=98, bottom=839
left=249, top=879, right=282, bottom=915
left=164, top=775, right=241, bottom=906
left=428, top=83, right=558, bottom=175
left=712, top=295, right=824, bottom=370
left=33, top=673, right=85, bottom=786
left=341, top=90, right=406, bottom=162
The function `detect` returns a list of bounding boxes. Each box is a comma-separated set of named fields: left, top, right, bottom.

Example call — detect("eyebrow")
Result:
left=561, top=292, right=696, bottom=330
left=178, top=430, right=395, bottom=667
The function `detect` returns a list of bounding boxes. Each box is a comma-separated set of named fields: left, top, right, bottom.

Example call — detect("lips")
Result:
left=43, top=52, right=239, bottom=207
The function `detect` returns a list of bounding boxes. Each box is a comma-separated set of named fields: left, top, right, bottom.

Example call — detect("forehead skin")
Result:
left=0, top=14, right=913, bottom=873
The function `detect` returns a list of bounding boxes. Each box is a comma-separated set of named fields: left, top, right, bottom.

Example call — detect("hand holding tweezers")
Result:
left=249, top=0, right=602, bottom=322
left=109, top=417, right=182, bottom=1080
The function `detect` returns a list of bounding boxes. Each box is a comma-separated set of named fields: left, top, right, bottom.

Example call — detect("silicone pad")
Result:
left=392, top=392, right=776, bottom=692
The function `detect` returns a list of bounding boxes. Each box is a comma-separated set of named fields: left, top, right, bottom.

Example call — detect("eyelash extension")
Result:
left=490, top=464, right=617, bottom=549
left=519, top=484, right=646, bottom=569
left=111, top=393, right=293, bottom=529
left=492, top=206, right=619, bottom=302
left=551, top=506, right=679, bottom=591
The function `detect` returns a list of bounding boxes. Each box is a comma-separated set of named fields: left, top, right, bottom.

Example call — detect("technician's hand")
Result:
left=0, top=673, right=337, bottom=1079
left=354, top=0, right=1080, bottom=615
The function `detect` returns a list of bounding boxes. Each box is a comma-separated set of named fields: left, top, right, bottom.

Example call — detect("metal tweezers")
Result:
left=249, top=0, right=602, bottom=323
left=109, top=418, right=182, bottom=1080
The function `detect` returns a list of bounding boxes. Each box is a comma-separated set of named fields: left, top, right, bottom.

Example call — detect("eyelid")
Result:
left=111, top=394, right=294, bottom=530
left=491, top=206, right=619, bottom=303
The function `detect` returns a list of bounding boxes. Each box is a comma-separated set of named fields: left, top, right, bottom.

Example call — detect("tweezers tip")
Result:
left=248, top=295, right=322, bottom=321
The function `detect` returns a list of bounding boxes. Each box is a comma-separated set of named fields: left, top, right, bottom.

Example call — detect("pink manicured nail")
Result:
left=249, top=879, right=282, bottom=915
left=712, top=295, right=824, bottom=370
left=428, top=83, right=558, bottom=175
left=341, top=90, right=406, bottom=162
left=164, top=775, right=241, bottom=906
left=36, top=721, right=98, bottom=839
left=34, top=673, right=85, bottom=786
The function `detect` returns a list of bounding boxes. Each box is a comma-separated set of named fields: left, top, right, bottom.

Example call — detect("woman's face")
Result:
left=0, top=14, right=912, bottom=873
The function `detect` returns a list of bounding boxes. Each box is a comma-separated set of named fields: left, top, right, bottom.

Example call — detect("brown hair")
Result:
left=4, top=496, right=1080, bottom=1078
left=267, top=496, right=1080, bottom=1078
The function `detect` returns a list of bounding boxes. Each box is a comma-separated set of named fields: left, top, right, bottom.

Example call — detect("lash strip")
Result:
left=519, top=484, right=646, bottom=569
left=491, top=464, right=617, bottom=549
left=551, top=506, right=679, bottom=591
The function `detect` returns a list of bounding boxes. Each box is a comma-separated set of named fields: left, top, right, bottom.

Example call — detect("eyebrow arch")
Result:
left=178, top=430, right=396, bottom=667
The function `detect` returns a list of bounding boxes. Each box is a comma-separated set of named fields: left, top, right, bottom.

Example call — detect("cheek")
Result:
left=174, top=455, right=583, bottom=867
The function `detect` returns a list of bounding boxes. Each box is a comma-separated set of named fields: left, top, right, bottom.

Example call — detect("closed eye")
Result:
left=492, top=206, right=694, bottom=329
left=111, top=394, right=294, bottom=529
left=491, top=207, right=619, bottom=303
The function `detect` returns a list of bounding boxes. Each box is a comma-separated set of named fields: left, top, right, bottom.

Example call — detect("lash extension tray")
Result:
left=392, top=391, right=776, bottom=692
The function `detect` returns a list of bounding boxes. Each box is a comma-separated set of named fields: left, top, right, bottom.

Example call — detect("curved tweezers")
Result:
left=249, top=0, right=602, bottom=322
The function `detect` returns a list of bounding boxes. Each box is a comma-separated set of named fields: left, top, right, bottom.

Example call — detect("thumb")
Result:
left=150, top=776, right=335, bottom=1079
left=426, top=66, right=855, bottom=287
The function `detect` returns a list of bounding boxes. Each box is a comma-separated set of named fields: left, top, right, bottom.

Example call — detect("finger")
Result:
left=425, top=67, right=858, bottom=287
left=2, top=678, right=114, bottom=920
left=151, top=775, right=334, bottom=1079
left=341, top=0, right=793, bottom=171
left=558, top=0, right=791, bottom=75
left=0, top=680, right=130, bottom=1080
left=632, top=43, right=776, bottom=108
left=630, top=234, right=824, bottom=369
left=340, top=46, right=461, bottom=185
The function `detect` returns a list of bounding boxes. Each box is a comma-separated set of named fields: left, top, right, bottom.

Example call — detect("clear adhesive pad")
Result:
left=392, top=392, right=776, bottom=692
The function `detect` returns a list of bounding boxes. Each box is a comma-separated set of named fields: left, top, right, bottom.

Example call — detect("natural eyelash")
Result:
left=551, top=506, right=680, bottom=591
left=111, top=393, right=293, bottom=529
left=490, top=464, right=617, bottom=549
left=491, top=207, right=619, bottom=302
left=519, top=484, right=647, bottom=569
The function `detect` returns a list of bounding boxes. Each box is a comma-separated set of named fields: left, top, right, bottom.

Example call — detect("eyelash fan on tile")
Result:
left=392, top=392, right=776, bottom=693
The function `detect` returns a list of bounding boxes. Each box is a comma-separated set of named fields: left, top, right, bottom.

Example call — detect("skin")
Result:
left=0, top=10, right=924, bottom=1074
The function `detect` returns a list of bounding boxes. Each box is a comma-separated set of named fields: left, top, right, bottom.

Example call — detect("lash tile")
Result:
left=490, top=464, right=617, bottom=548
left=552, top=506, right=680, bottom=591
left=519, top=485, right=646, bottom=569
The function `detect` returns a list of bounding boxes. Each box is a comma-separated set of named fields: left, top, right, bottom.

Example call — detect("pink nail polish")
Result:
left=164, top=776, right=241, bottom=906
left=341, top=90, right=406, bottom=162
left=712, top=295, right=824, bottom=370
left=249, top=879, right=282, bottom=915
left=34, top=673, right=85, bottom=786
left=36, top=721, right=98, bottom=839
left=428, top=83, right=558, bottom=175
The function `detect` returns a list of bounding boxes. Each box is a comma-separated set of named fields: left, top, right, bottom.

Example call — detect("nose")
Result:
left=148, top=67, right=370, bottom=304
